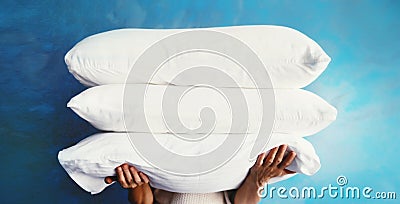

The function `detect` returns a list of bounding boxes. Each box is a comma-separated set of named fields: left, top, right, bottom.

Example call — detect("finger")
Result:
left=278, top=151, right=297, bottom=169
left=284, top=169, right=296, bottom=174
left=139, top=172, right=150, bottom=183
left=116, top=166, right=128, bottom=188
left=271, top=144, right=288, bottom=166
left=104, top=176, right=117, bottom=184
left=255, top=152, right=266, bottom=166
left=130, top=166, right=142, bottom=184
left=122, top=164, right=134, bottom=186
left=263, top=146, right=279, bottom=167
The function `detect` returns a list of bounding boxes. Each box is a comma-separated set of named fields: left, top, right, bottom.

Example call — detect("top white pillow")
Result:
left=65, top=25, right=330, bottom=88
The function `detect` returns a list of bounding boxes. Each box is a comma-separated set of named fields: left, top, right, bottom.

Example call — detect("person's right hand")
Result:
left=105, top=163, right=150, bottom=189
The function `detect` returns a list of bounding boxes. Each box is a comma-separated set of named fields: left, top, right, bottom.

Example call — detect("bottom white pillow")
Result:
left=58, top=132, right=320, bottom=194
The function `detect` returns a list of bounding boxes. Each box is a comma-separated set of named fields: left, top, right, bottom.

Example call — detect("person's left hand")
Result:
left=248, top=144, right=297, bottom=188
left=233, top=144, right=297, bottom=204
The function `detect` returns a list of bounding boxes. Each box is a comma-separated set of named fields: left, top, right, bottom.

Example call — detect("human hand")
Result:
left=105, top=163, right=150, bottom=189
left=249, top=144, right=297, bottom=188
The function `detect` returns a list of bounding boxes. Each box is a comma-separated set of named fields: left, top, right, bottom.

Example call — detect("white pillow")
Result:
left=67, top=84, right=337, bottom=136
left=65, top=25, right=331, bottom=88
left=58, top=132, right=320, bottom=194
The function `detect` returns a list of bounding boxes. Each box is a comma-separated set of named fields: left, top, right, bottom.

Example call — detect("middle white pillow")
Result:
left=68, top=84, right=337, bottom=136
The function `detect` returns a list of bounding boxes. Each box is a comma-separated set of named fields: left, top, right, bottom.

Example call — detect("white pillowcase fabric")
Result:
left=60, top=25, right=335, bottom=195
left=67, top=84, right=337, bottom=136
left=58, top=132, right=320, bottom=194
left=65, top=25, right=331, bottom=88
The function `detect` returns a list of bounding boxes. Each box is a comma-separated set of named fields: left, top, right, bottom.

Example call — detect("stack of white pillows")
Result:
left=58, top=25, right=337, bottom=194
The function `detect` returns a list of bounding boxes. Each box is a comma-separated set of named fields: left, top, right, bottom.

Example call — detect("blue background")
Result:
left=0, top=0, right=399, bottom=203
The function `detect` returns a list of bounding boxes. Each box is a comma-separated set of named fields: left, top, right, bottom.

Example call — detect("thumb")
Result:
left=283, top=169, right=296, bottom=175
left=104, top=176, right=117, bottom=184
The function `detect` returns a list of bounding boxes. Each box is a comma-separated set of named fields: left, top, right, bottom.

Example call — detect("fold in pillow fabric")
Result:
left=67, top=84, right=337, bottom=136
left=65, top=25, right=330, bottom=88
left=58, top=132, right=320, bottom=194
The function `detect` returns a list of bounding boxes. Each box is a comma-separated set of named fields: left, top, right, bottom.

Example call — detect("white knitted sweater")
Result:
left=170, top=192, right=227, bottom=204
